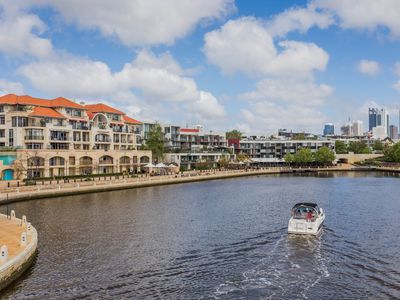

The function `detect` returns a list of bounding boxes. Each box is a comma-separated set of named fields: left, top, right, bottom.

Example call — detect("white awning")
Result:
left=155, top=163, right=167, bottom=168
left=144, top=163, right=156, bottom=168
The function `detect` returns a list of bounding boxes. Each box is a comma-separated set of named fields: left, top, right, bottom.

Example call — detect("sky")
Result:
left=1, top=0, right=400, bottom=135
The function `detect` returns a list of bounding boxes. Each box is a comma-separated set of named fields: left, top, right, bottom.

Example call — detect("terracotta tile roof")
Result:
left=87, top=112, right=95, bottom=120
left=0, top=94, right=50, bottom=106
left=52, top=97, right=85, bottom=109
left=84, top=103, right=124, bottom=115
left=0, top=94, right=85, bottom=109
left=180, top=128, right=200, bottom=133
left=123, top=115, right=142, bottom=124
left=29, top=107, right=66, bottom=119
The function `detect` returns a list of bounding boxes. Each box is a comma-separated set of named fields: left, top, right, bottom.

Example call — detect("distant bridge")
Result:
left=336, top=153, right=383, bottom=164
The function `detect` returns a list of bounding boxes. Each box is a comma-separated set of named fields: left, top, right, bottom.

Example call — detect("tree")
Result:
left=314, top=146, right=335, bottom=165
left=335, top=140, right=348, bottom=154
left=384, top=142, right=400, bottom=162
left=226, top=129, right=242, bottom=140
left=236, top=153, right=249, bottom=162
left=284, top=153, right=295, bottom=163
left=217, top=158, right=229, bottom=168
left=12, top=159, right=26, bottom=180
left=292, top=133, right=306, bottom=140
left=372, top=140, right=384, bottom=151
left=142, top=123, right=165, bottom=162
left=347, top=141, right=371, bottom=154
left=294, top=148, right=314, bottom=164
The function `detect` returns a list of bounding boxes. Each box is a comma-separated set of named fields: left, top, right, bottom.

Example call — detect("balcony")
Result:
left=113, top=127, right=128, bottom=133
left=95, top=138, right=111, bottom=143
left=72, top=124, right=90, bottom=130
left=50, top=136, right=69, bottom=141
left=27, top=121, right=46, bottom=128
left=25, top=135, right=44, bottom=140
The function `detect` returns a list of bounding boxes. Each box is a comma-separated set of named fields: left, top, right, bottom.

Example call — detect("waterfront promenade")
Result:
left=0, top=165, right=356, bottom=204
left=0, top=212, right=37, bottom=291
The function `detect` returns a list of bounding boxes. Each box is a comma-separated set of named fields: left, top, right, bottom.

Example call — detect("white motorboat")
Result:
left=288, top=203, right=325, bottom=235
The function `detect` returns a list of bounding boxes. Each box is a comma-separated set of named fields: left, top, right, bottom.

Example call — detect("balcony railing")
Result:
left=27, top=122, right=46, bottom=128
left=95, top=138, right=111, bottom=143
left=113, top=127, right=129, bottom=133
left=25, top=135, right=44, bottom=140
left=50, top=136, right=69, bottom=141
left=72, top=124, right=90, bottom=130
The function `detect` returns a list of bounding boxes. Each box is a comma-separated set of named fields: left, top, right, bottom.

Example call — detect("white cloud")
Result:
left=0, top=79, right=25, bottom=95
left=117, top=53, right=199, bottom=102
left=240, top=102, right=328, bottom=134
left=18, top=50, right=225, bottom=121
left=191, top=91, right=225, bottom=119
left=19, top=54, right=116, bottom=98
left=267, top=5, right=334, bottom=37
left=241, top=78, right=333, bottom=106
left=357, top=59, right=381, bottom=76
left=0, top=1, right=53, bottom=57
left=260, top=0, right=400, bottom=40
left=203, top=17, right=329, bottom=77
left=22, top=0, right=234, bottom=46
left=203, top=16, right=333, bottom=133
left=393, top=61, right=400, bottom=76
left=314, top=0, right=400, bottom=37
left=237, top=77, right=332, bottom=134
left=393, top=80, right=400, bottom=92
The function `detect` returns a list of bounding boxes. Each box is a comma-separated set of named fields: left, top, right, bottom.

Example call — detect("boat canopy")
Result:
left=292, top=203, right=318, bottom=209
left=291, top=203, right=320, bottom=219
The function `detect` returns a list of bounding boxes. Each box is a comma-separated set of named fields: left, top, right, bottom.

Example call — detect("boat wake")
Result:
left=213, top=232, right=330, bottom=299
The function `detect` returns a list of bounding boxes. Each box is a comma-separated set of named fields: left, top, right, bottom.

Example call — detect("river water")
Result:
left=2, top=172, right=400, bottom=299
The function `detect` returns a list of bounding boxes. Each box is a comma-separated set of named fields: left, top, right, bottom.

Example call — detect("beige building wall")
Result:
left=0, top=149, right=152, bottom=180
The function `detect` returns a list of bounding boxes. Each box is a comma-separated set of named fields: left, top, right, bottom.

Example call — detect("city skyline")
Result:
left=1, top=1, right=400, bottom=134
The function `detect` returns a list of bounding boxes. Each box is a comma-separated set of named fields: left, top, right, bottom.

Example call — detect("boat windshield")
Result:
left=291, top=205, right=318, bottom=220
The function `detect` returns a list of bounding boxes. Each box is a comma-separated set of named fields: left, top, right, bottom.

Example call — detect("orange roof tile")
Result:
left=51, top=97, right=86, bottom=109
left=87, top=112, right=95, bottom=120
left=0, top=94, right=85, bottom=109
left=29, top=107, right=66, bottom=119
left=123, top=115, right=142, bottom=124
left=84, top=103, right=124, bottom=115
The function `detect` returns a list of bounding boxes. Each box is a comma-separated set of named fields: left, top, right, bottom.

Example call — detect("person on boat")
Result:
left=306, top=210, right=313, bottom=222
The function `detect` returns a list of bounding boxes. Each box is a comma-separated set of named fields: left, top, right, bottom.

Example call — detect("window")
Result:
left=26, top=143, right=43, bottom=149
left=11, top=116, right=28, bottom=127
left=0, top=130, right=4, bottom=138
left=0, top=115, right=4, bottom=125
left=8, top=129, right=13, bottom=146
left=73, top=110, right=82, bottom=117
left=0, top=106, right=4, bottom=112
left=50, top=131, right=68, bottom=141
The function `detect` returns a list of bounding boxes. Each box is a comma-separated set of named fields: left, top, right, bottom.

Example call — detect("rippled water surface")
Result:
left=2, top=172, right=400, bottom=299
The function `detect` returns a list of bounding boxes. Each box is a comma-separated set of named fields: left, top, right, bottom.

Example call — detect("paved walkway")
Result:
left=0, top=214, right=30, bottom=262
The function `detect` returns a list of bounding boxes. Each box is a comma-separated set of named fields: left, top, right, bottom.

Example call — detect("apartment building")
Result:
left=164, top=151, right=233, bottom=170
left=239, top=138, right=335, bottom=162
left=0, top=94, right=152, bottom=179
left=141, top=122, right=228, bottom=151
